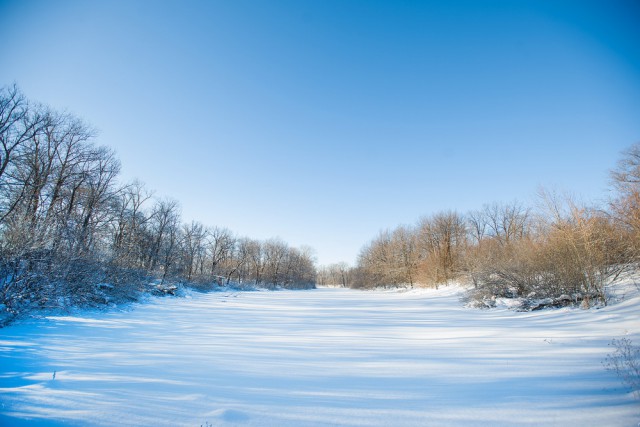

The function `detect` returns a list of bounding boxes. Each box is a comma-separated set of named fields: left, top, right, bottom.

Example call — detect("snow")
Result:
left=0, top=280, right=639, bottom=426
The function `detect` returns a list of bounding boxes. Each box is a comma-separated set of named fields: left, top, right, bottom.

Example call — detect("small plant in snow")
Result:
left=605, top=337, right=640, bottom=400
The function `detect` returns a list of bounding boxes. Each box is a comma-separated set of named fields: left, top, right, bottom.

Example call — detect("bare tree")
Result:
left=416, top=211, right=466, bottom=285
left=357, top=230, right=394, bottom=286
left=0, top=84, right=48, bottom=189
left=610, top=143, right=640, bottom=257
left=317, top=263, right=352, bottom=287
left=73, top=146, right=120, bottom=255
left=221, top=237, right=249, bottom=285
left=611, top=143, right=640, bottom=190
left=180, top=221, right=207, bottom=281
left=207, top=226, right=234, bottom=280
left=392, top=226, right=419, bottom=286
left=281, top=246, right=316, bottom=288
left=111, top=180, right=153, bottom=268
left=467, top=209, right=488, bottom=245
left=263, top=238, right=288, bottom=286
left=481, top=201, right=530, bottom=245
left=157, top=204, right=181, bottom=286
left=245, top=239, right=265, bottom=285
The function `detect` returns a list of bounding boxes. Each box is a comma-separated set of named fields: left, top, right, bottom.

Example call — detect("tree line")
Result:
left=0, top=84, right=315, bottom=320
left=345, top=146, right=640, bottom=308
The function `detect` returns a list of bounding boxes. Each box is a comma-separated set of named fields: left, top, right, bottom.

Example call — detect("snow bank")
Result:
left=0, top=281, right=639, bottom=426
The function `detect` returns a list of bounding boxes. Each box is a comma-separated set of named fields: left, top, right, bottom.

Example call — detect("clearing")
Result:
left=0, top=281, right=639, bottom=426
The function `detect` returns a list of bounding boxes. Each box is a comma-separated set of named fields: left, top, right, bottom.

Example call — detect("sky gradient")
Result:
left=1, top=0, right=639, bottom=265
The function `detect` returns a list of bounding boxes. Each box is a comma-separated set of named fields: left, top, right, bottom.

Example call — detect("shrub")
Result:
left=605, top=338, right=640, bottom=400
left=465, top=197, right=632, bottom=309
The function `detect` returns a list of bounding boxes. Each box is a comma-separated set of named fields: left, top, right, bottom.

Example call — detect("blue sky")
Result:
left=1, top=0, right=639, bottom=266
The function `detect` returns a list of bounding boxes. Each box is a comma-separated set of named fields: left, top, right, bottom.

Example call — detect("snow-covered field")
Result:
left=1, top=281, right=639, bottom=426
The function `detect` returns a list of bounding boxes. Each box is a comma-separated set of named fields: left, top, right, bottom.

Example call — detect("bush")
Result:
left=0, top=250, right=151, bottom=326
left=465, top=201, right=631, bottom=309
left=605, top=338, right=640, bottom=400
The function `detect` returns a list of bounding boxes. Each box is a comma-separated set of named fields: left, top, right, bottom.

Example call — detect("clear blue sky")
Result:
left=1, top=0, right=639, bottom=266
